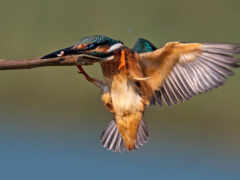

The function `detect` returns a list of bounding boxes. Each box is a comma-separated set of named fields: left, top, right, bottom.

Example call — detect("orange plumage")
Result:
left=41, top=35, right=240, bottom=152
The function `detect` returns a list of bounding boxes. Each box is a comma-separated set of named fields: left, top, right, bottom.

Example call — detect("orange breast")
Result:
left=100, top=48, right=153, bottom=104
left=100, top=58, right=121, bottom=79
left=100, top=48, right=141, bottom=79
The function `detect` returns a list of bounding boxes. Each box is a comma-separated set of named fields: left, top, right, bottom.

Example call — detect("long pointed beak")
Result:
left=41, top=45, right=115, bottom=66
left=41, top=46, right=83, bottom=59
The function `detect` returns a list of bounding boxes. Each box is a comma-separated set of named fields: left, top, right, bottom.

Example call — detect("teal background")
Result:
left=0, top=0, right=239, bottom=179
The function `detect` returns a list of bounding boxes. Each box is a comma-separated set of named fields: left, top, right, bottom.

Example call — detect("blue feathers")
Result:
left=132, top=38, right=157, bottom=53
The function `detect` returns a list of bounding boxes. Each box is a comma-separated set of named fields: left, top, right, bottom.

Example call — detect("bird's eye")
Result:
left=88, top=44, right=96, bottom=49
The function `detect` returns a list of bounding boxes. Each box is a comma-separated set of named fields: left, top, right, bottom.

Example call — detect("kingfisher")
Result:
left=41, top=35, right=240, bottom=152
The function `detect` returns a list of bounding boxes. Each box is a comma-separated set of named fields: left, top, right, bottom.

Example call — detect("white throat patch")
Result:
left=107, top=43, right=124, bottom=52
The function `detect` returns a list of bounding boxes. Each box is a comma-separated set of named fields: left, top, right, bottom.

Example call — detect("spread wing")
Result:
left=139, top=42, right=240, bottom=106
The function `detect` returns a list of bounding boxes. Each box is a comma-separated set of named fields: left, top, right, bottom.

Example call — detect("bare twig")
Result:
left=0, top=54, right=103, bottom=70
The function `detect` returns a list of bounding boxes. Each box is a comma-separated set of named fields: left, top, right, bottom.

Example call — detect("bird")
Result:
left=41, top=35, right=240, bottom=152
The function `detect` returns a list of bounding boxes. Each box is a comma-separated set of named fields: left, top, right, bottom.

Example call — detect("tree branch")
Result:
left=0, top=54, right=102, bottom=70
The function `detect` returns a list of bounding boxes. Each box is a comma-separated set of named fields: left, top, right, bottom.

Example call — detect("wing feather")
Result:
left=139, top=42, right=240, bottom=106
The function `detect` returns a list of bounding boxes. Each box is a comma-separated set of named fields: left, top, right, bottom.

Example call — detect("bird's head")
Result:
left=41, top=35, right=124, bottom=60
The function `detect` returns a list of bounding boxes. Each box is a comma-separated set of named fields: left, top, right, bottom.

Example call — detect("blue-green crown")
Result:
left=76, top=35, right=122, bottom=46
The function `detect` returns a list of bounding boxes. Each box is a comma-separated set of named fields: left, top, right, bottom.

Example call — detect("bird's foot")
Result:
left=77, top=65, right=106, bottom=90
left=77, top=65, right=93, bottom=82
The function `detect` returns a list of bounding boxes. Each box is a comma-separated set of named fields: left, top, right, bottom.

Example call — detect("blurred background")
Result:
left=0, top=0, right=240, bottom=179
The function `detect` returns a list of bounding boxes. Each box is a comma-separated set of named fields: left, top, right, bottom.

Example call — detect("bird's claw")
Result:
left=77, top=65, right=93, bottom=81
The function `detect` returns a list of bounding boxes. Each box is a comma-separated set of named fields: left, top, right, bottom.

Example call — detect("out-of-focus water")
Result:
left=0, top=108, right=239, bottom=180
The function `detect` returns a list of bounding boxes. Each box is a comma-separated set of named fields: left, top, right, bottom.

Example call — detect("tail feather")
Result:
left=100, top=119, right=149, bottom=152
left=136, top=120, right=149, bottom=148
left=100, top=120, right=125, bottom=152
